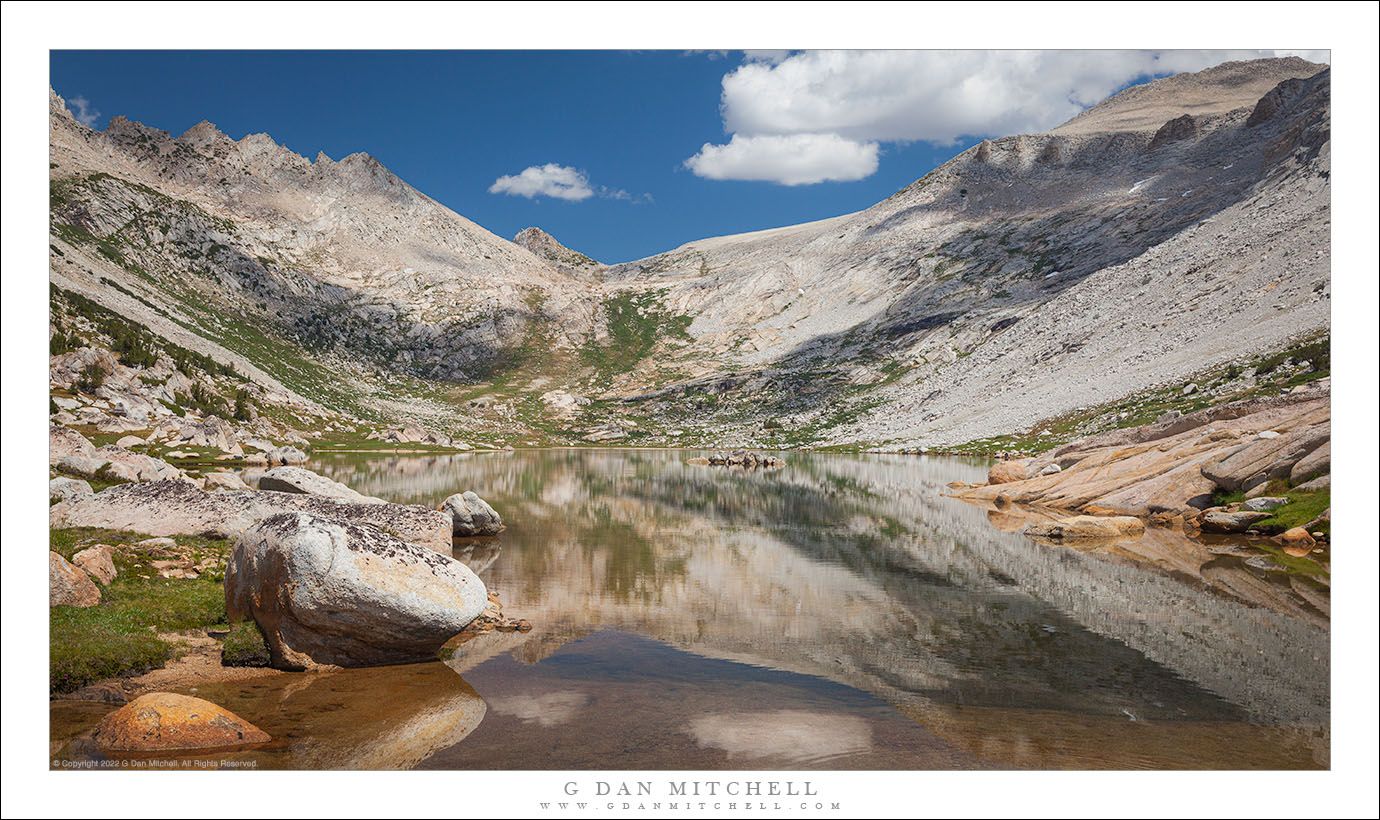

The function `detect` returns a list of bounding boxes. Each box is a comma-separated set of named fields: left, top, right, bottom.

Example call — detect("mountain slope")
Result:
left=48, top=57, right=1331, bottom=449
left=600, top=58, right=1330, bottom=448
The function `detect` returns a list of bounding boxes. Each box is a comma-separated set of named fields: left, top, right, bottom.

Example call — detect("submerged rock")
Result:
left=51, top=480, right=453, bottom=553
left=440, top=491, right=504, bottom=536
left=50, top=551, right=101, bottom=607
left=93, top=693, right=269, bottom=751
left=1023, top=515, right=1146, bottom=540
left=225, top=512, right=487, bottom=669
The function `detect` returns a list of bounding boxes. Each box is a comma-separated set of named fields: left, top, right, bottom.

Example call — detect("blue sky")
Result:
left=49, top=49, right=1325, bottom=264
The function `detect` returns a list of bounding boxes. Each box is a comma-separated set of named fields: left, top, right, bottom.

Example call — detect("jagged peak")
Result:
left=179, top=119, right=226, bottom=140
left=105, top=114, right=170, bottom=141
left=514, top=226, right=602, bottom=269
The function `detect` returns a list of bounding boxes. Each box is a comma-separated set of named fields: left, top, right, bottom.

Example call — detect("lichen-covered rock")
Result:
left=988, top=460, right=1028, bottom=485
left=440, top=491, right=504, bottom=536
left=49, top=476, right=93, bottom=504
left=50, top=425, right=96, bottom=463
left=259, top=466, right=383, bottom=504
left=1242, top=496, right=1289, bottom=512
left=51, top=480, right=453, bottom=553
left=93, top=693, right=270, bottom=751
left=72, top=544, right=117, bottom=585
left=225, top=512, right=486, bottom=669
left=50, top=551, right=100, bottom=607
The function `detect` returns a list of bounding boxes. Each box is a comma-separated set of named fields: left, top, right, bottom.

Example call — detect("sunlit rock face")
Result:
left=315, top=449, right=1329, bottom=759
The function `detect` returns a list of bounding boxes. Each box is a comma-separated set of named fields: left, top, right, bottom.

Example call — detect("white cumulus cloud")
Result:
left=67, top=94, right=100, bottom=127
left=687, top=49, right=1330, bottom=185
left=489, top=163, right=595, bottom=201
left=685, top=133, right=878, bottom=186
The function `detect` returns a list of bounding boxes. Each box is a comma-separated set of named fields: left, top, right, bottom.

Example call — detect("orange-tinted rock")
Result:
left=93, top=693, right=270, bottom=751
left=50, top=551, right=100, bottom=607
left=988, top=461, right=1027, bottom=485
left=1274, top=527, right=1317, bottom=556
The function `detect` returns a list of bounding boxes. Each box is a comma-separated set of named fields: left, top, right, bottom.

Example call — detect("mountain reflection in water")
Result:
left=308, top=448, right=1328, bottom=770
left=50, top=449, right=1327, bottom=770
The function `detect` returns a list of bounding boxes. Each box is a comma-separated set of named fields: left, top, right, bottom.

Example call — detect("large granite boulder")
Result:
left=49, top=477, right=94, bottom=504
left=225, top=512, right=486, bottom=669
left=72, top=544, right=117, bottom=585
left=988, top=460, right=1028, bottom=485
left=50, top=551, right=101, bottom=607
left=266, top=445, right=307, bottom=466
left=258, top=466, right=383, bottom=504
left=50, top=480, right=453, bottom=553
left=93, top=693, right=269, bottom=751
left=439, top=491, right=504, bottom=536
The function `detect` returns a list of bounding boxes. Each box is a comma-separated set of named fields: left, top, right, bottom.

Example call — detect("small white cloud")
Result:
left=685, top=133, right=878, bottom=186
left=68, top=95, right=100, bottom=127
left=489, top=163, right=595, bottom=201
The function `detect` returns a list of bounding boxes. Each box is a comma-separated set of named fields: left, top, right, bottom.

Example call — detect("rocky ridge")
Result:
left=49, top=58, right=1330, bottom=450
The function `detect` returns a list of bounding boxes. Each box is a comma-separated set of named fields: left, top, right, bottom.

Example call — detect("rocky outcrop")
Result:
left=539, top=389, right=590, bottom=418
left=1198, top=510, right=1273, bottom=533
left=50, top=551, right=101, bottom=607
left=258, top=466, right=383, bottom=504
left=439, top=491, right=504, bottom=536
left=1200, top=422, right=1330, bottom=493
left=176, top=415, right=242, bottom=454
left=958, top=384, right=1329, bottom=516
left=225, top=512, right=487, bottom=669
left=51, top=480, right=453, bottom=553
left=1149, top=114, right=1200, bottom=149
left=701, top=450, right=785, bottom=469
left=93, top=445, right=185, bottom=482
left=49, top=425, right=96, bottom=463
left=93, top=693, right=270, bottom=751
left=72, top=544, right=117, bottom=585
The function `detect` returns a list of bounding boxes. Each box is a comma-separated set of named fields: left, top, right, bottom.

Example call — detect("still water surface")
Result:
left=59, top=449, right=1332, bottom=769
